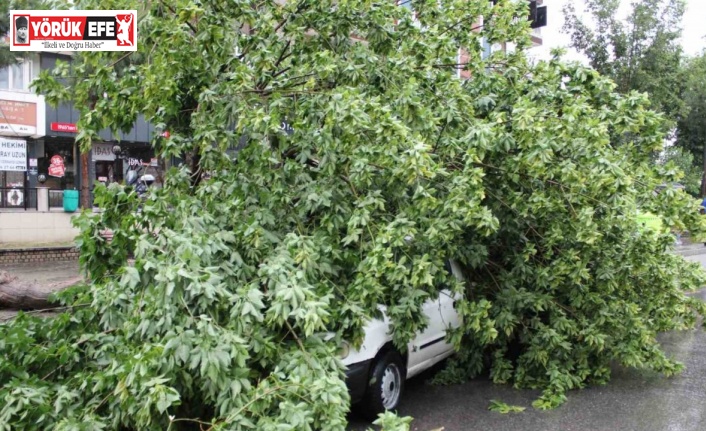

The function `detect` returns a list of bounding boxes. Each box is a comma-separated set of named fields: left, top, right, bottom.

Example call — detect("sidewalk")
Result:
left=675, top=243, right=706, bottom=257
left=673, top=235, right=706, bottom=257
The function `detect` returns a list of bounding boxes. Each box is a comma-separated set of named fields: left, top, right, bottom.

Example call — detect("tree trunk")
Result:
left=81, top=150, right=90, bottom=209
left=701, top=145, right=706, bottom=198
left=0, top=271, right=82, bottom=310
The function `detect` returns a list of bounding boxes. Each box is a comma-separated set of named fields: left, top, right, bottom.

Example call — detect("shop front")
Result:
left=0, top=95, right=45, bottom=209
left=40, top=52, right=161, bottom=207
left=43, top=117, right=159, bottom=206
left=92, top=142, right=120, bottom=184
left=0, top=137, right=27, bottom=208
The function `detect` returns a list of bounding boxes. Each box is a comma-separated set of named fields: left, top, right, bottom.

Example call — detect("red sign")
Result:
left=48, top=154, right=65, bottom=177
left=50, top=122, right=77, bottom=133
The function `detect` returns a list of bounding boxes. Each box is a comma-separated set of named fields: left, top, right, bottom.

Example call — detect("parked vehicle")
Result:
left=342, top=260, right=464, bottom=419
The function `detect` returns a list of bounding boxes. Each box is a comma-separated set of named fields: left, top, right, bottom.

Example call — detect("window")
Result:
left=11, top=64, right=24, bottom=89
left=0, top=68, right=8, bottom=89
left=0, top=60, right=32, bottom=91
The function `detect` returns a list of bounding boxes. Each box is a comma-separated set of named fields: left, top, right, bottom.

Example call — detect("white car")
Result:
left=342, top=260, right=464, bottom=419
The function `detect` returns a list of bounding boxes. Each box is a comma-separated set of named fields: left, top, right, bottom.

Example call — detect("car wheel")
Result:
left=360, top=351, right=405, bottom=420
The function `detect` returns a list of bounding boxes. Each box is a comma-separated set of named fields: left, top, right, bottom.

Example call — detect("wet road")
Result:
left=348, top=253, right=706, bottom=431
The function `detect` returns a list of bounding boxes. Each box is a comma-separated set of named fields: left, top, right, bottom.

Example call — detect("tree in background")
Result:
left=0, top=0, right=704, bottom=429
left=564, top=0, right=706, bottom=196
left=0, top=2, right=16, bottom=68
left=563, top=0, right=686, bottom=123
left=675, top=52, right=706, bottom=195
left=0, top=0, right=46, bottom=68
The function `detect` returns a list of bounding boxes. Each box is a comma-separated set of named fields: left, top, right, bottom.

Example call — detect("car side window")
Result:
left=438, top=260, right=463, bottom=293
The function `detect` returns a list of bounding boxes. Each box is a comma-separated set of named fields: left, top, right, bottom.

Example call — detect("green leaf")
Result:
left=488, top=400, right=526, bottom=414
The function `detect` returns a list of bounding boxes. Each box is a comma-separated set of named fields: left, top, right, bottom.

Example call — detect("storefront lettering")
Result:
left=0, top=124, right=36, bottom=135
left=0, top=100, right=37, bottom=137
left=50, top=122, right=78, bottom=133
left=92, top=143, right=116, bottom=161
left=0, top=138, right=27, bottom=172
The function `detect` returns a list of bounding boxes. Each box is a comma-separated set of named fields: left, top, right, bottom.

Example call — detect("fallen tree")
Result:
left=2, top=0, right=706, bottom=430
left=0, top=270, right=82, bottom=310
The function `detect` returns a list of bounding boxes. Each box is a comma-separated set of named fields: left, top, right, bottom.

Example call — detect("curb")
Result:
left=0, top=246, right=80, bottom=265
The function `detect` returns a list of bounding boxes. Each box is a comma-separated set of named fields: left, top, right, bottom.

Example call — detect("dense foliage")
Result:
left=2, top=0, right=706, bottom=429
left=659, top=146, right=701, bottom=196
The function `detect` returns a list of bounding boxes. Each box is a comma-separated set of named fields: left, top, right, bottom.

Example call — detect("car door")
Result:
left=406, top=293, right=448, bottom=378
left=406, top=260, right=463, bottom=377
left=437, top=260, right=463, bottom=351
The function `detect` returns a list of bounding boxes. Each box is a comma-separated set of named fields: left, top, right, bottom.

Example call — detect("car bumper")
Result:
left=345, top=359, right=372, bottom=404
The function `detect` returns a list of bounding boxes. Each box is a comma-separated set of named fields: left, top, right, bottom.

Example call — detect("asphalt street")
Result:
left=348, top=252, right=706, bottom=431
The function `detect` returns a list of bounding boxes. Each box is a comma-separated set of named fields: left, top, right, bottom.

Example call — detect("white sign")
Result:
left=10, top=10, right=137, bottom=52
left=0, top=123, right=36, bottom=136
left=92, top=143, right=116, bottom=161
left=0, top=138, right=27, bottom=171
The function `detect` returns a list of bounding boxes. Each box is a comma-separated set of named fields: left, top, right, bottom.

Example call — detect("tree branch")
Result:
left=159, top=0, right=198, bottom=35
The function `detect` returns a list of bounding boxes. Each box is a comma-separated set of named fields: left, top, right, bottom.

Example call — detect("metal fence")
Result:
left=49, top=190, right=64, bottom=208
left=0, top=187, right=66, bottom=210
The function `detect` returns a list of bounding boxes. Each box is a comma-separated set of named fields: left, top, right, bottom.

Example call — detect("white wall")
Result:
left=0, top=210, right=80, bottom=244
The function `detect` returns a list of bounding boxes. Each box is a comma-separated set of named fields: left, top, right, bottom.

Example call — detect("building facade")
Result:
left=0, top=47, right=46, bottom=210
left=0, top=47, right=160, bottom=210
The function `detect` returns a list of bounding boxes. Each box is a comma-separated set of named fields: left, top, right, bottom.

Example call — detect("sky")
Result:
left=533, top=0, right=706, bottom=62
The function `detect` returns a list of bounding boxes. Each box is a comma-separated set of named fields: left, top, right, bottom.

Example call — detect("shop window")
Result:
left=39, top=142, right=75, bottom=190
left=1, top=171, right=25, bottom=188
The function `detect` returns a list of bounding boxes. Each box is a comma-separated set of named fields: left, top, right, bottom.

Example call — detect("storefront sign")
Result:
left=6, top=189, right=23, bottom=206
left=92, top=143, right=116, bottom=161
left=0, top=100, right=37, bottom=137
left=50, top=122, right=78, bottom=133
left=0, top=138, right=27, bottom=171
left=48, top=154, right=65, bottom=177
left=127, top=157, right=142, bottom=167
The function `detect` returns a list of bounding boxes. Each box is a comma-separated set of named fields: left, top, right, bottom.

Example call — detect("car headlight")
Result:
left=339, top=341, right=350, bottom=359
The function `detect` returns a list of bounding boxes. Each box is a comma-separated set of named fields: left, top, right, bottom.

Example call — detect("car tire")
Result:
left=359, top=350, right=405, bottom=421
